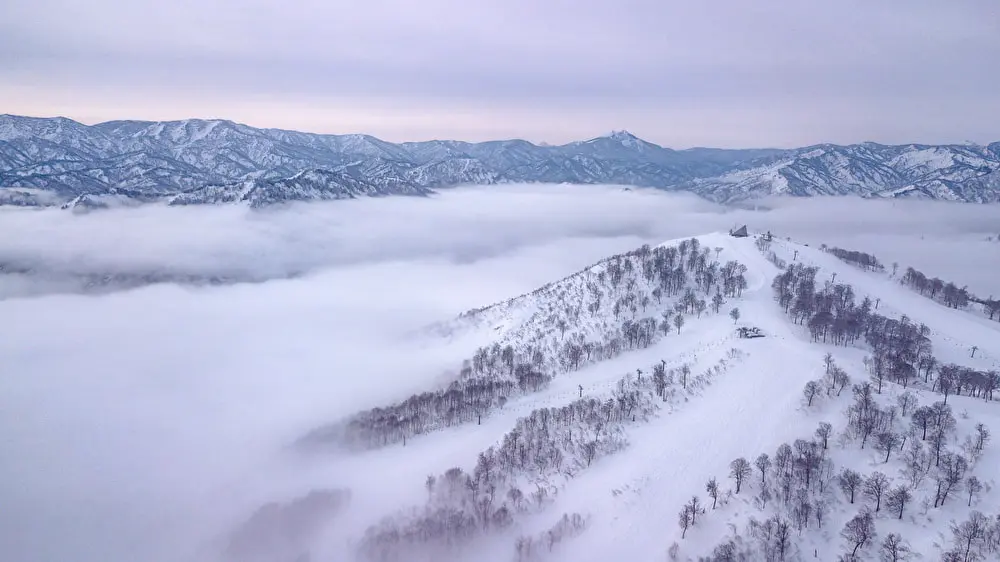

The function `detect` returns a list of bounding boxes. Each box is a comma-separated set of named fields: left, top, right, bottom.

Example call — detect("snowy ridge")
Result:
left=169, top=167, right=431, bottom=208
left=256, top=231, right=1000, bottom=562
left=300, top=233, right=750, bottom=453
left=3, top=114, right=999, bottom=207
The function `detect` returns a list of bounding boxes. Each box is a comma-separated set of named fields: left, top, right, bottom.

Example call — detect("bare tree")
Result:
left=754, top=453, right=771, bottom=485
left=974, top=423, right=990, bottom=453
left=677, top=504, right=693, bottom=538
left=839, top=468, right=862, bottom=504
left=896, top=392, right=916, bottom=417
left=803, top=381, right=821, bottom=407
left=688, top=496, right=701, bottom=524
left=832, top=366, right=850, bottom=396
left=965, top=476, right=982, bottom=507
left=425, top=474, right=436, bottom=500
left=864, top=472, right=890, bottom=512
left=875, top=432, right=900, bottom=463
left=729, top=307, right=741, bottom=324
left=815, top=422, right=833, bottom=449
left=911, top=406, right=934, bottom=440
left=729, top=457, right=751, bottom=493
left=879, top=533, right=911, bottom=562
left=582, top=441, right=597, bottom=467
left=673, top=313, right=685, bottom=334
left=885, top=485, right=911, bottom=520
left=841, top=509, right=876, bottom=558
left=711, top=292, right=725, bottom=313
left=951, top=511, right=988, bottom=562
left=706, top=478, right=719, bottom=509
left=824, top=352, right=834, bottom=374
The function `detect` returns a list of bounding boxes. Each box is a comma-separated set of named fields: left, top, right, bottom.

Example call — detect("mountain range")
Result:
left=2, top=114, right=999, bottom=208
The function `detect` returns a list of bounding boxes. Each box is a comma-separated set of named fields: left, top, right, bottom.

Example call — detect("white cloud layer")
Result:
left=1, top=186, right=998, bottom=562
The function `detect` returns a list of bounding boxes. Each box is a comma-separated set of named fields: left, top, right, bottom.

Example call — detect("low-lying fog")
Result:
left=1, top=185, right=997, bottom=562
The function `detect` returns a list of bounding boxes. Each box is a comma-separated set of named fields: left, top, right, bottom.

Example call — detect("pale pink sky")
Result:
left=2, top=0, right=998, bottom=147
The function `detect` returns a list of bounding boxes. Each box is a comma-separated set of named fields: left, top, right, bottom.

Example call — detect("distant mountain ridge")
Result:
left=1, top=114, right=998, bottom=208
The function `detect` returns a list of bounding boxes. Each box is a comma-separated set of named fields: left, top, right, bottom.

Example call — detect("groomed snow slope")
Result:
left=553, top=235, right=1000, bottom=561
left=232, top=232, right=999, bottom=562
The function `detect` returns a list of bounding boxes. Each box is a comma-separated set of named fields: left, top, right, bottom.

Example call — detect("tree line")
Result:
left=358, top=351, right=746, bottom=562
left=772, top=263, right=998, bottom=403
left=825, top=246, right=884, bottom=272
left=304, top=239, right=747, bottom=451
left=901, top=266, right=972, bottom=310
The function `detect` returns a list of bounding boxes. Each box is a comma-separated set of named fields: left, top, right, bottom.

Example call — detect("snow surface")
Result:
left=271, top=231, right=1000, bottom=561
left=3, top=226, right=998, bottom=562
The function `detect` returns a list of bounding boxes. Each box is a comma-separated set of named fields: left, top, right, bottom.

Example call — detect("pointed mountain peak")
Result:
left=607, top=129, right=638, bottom=140
left=579, top=129, right=648, bottom=149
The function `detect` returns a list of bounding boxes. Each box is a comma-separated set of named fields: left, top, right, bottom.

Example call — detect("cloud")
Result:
left=1, top=186, right=999, bottom=562
left=2, top=0, right=998, bottom=145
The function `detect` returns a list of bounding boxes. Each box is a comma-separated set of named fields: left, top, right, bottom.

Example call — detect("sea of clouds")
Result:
left=1, top=184, right=997, bottom=562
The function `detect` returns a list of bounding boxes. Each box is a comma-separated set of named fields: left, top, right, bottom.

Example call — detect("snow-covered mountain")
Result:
left=2, top=114, right=999, bottom=207
left=678, top=142, right=1000, bottom=202
left=169, top=167, right=432, bottom=208
left=283, top=231, right=1000, bottom=562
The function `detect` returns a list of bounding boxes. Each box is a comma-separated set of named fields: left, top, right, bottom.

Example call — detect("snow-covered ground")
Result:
left=278, top=232, right=1000, bottom=561
left=2, top=209, right=998, bottom=562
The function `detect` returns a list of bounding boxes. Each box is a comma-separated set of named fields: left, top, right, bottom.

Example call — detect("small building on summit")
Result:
left=730, top=225, right=748, bottom=238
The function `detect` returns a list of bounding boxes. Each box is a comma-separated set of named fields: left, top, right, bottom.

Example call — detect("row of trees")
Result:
left=901, top=266, right=972, bottom=309
left=514, top=513, right=589, bottom=561
left=773, top=264, right=997, bottom=405
left=935, top=363, right=1000, bottom=403
left=359, top=351, right=745, bottom=561
left=825, top=247, right=885, bottom=272
left=317, top=240, right=747, bottom=451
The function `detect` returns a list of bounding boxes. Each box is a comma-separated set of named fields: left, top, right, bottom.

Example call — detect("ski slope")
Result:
left=223, top=232, right=1000, bottom=562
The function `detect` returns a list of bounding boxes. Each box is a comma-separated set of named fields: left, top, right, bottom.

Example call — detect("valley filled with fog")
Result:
left=1, top=185, right=999, bottom=562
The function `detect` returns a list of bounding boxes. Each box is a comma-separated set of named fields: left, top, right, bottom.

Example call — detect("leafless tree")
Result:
left=911, top=406, right=934, bottom=440
left=730, top=457, right=751, bottom=493
left=934, top=453, right=969, bottom=507
left=712, top=292, right=725, bottom=314
left=729, top=307, right=741, bottom=324
left=966, top=476, right=982, bottom=507
left=803, top=381, right=821, bottom=407
left=896, top=392, right=917, bottom=417
left=974, top=423, right=990, bottom=453
left=706, top=478, right=719, bottom=509
left=839, top=468, right=862, bottom=504
left=879, top=533, right=911, bottom=562
left=832, top=366, right=850, bottom=396
left=425, top=475, right=436, bottom=500
left=677, top=504, right=693, bottom=539
left=841, top=509, right=876, bottom=558
left=673, top=313, right=685, bottom=334
left=754, top=453, right=771, bottom=485
left=815, top=422, right=833, bottom=449
left=875, top=432, right=900, bottom=463
left=885, top=485, right=911, bottom=520
left=688, top=496, right=702, bottom=524
left=582, top=441, right=597, bottom=467
left=864, top=472, right=890, bottom=511
left=951, top=511, right=988, bottom=562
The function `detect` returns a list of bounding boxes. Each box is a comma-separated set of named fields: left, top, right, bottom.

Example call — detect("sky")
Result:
left=2, top=186, right=999, bottom=562
left=2, top=0, right=999, bottom=147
